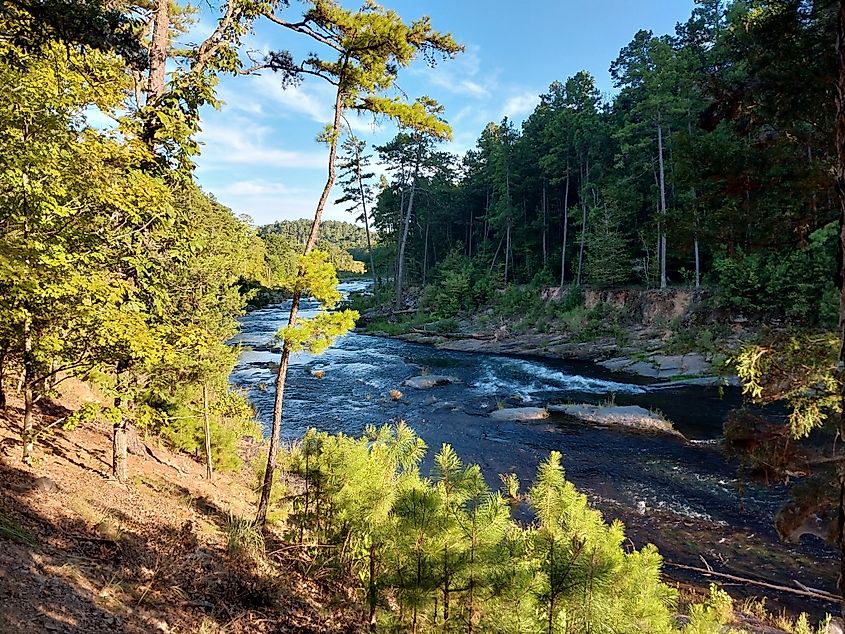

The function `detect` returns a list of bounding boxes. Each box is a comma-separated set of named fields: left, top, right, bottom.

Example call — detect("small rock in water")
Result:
left=402, top=375, right=460, bottom=390
left=311, top=369, right=325, bottom=379
left=489, top=407, right=549, bottom=421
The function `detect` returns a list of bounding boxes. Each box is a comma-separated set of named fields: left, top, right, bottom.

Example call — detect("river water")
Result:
left=230, top=282, right=837, bottom=615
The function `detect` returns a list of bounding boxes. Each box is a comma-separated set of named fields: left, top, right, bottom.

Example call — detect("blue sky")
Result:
left=193, top=0, right=696, bottom=226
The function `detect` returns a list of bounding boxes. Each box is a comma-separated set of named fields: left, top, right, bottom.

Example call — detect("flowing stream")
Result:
left=230, top=281, right=836, bottom=615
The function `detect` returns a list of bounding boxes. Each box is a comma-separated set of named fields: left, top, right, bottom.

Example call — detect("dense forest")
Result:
left=2, top=0, right=845, bottom=632
left=364, top=0, right=839, bottom=327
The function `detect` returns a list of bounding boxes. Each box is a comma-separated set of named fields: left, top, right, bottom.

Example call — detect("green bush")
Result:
left=712, top=223, right=837, bottom=327
left=275, top=423, right=740, bottom=633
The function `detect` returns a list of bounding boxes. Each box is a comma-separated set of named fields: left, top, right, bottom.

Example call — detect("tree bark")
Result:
left=147, top=0, right=170, bottom=101
left=203, top=382, right=213, bottom=481
left=255, top=68, right=348, bottom=529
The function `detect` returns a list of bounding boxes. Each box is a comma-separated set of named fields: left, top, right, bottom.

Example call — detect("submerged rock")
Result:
left=489, top=407, right=549, bottom=421
left=548, top=403, right=683, bottom=437
left=402, top=375, right=460, bottom=390
left=599, top=352, right=713, bottom=380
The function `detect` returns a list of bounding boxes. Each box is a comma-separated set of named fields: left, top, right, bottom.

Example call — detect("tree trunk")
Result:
left=542, top=179, right=548, bottom=268
left=203, top=382, right=213, bottom=481
left=835, top=0, right=845, bottom=616
left=355, top=150, right=378, bottom=292
left=504, top=220, right=511, bottom=285
left=255, top=72, right=347, bottom=529
left=576, top=156, right=589, bottom=287
left=657, top=116, right=668, bottom=290
left=0, top=348, right=6, bottom=411
left=422, top=221, right=429, bottom=286
left=694, top=235, right=700, bottom=289
left=395, top=142, right=422, bottom=310
left=368, top=542, right=377, bottom=632
left=22, top=315, right=34, bottom=465
left=113, top=416, right=128, bottom=482
left=560, top=161, right=570, bottom=289
left=147, top=0, right=169, bottom=101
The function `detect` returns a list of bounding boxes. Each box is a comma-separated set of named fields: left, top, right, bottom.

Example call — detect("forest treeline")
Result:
left=356, top=0, right=838, bottom=326
left=259, top=219, right=367, bottom=283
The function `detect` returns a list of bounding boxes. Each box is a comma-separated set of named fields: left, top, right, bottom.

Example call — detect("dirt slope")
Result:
left=0, top=388, right=362, bottom=634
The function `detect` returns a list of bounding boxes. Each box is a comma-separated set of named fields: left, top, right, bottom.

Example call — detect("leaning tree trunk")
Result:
left=542, top=179, right=548, bottom=268
left=255, top=77, right=347, bottom=529
left=835, top=0, right=845, bottom=617
left=576, top=156, right=589, bottom=287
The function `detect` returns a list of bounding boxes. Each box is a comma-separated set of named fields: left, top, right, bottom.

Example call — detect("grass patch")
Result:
left=0, top=512, right=35, bottom=545
left=226, top=514, right=265, bottom=561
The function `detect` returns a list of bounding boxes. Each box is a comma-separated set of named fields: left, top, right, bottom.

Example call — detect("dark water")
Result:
left=229, top=282, right=837, bottom=615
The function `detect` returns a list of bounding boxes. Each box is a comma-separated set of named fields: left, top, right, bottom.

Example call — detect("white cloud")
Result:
left=213, top=186, right=351, bottom=226
left=415, top=44, right=494, bottom=99
left=501, top=91, right=540, bottom=121
left=214, top=179, right=302, bottom=197
left=197, top=118, right=327, bottom=169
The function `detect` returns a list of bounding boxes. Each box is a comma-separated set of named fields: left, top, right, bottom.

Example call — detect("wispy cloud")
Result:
left=415, top=45, right=495, bottom=99
left=500, top=90, right=540, bottom=121
left=197, top=117, right=327, bottom=169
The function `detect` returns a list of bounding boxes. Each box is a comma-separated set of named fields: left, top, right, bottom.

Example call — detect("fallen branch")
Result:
left=664, top=562, right=840, bottom=604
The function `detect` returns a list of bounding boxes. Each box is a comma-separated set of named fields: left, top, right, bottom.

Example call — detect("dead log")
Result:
left=664, top=561, right=840, bottom=604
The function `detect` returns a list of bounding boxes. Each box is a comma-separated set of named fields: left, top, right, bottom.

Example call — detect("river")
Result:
left=229, top=281, right=837, bottom=616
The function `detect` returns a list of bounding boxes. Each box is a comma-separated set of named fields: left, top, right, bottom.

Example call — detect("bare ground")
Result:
left=0, top=384, right=364, bottom=634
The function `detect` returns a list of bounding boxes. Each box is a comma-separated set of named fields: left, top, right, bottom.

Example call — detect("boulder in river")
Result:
left=548, top=403, right=683, bottom=437
left=402, top=375, right=460, bottom=390
left=489, top=407, right=549, bottom=421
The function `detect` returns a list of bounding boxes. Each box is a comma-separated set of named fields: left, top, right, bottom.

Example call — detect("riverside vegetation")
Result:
left=1, top=0, right=845, bottom=632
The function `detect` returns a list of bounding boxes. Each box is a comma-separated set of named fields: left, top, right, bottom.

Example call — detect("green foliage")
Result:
left=226, top=513, right=265, bottom=560
left=713, top=224, right=839, bottom=326
left=735, top=330, right=839, bottom=439
left=420, top=251, right=496, bottom=318
left=684, top=584, right=734, bottom=634
left=278, top=424, right=722, bottom=633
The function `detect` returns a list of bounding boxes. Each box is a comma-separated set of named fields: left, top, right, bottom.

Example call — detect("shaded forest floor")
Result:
left=0, top=380, right=836, bottom=633
left=0, top=385, right=363, bottom=634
